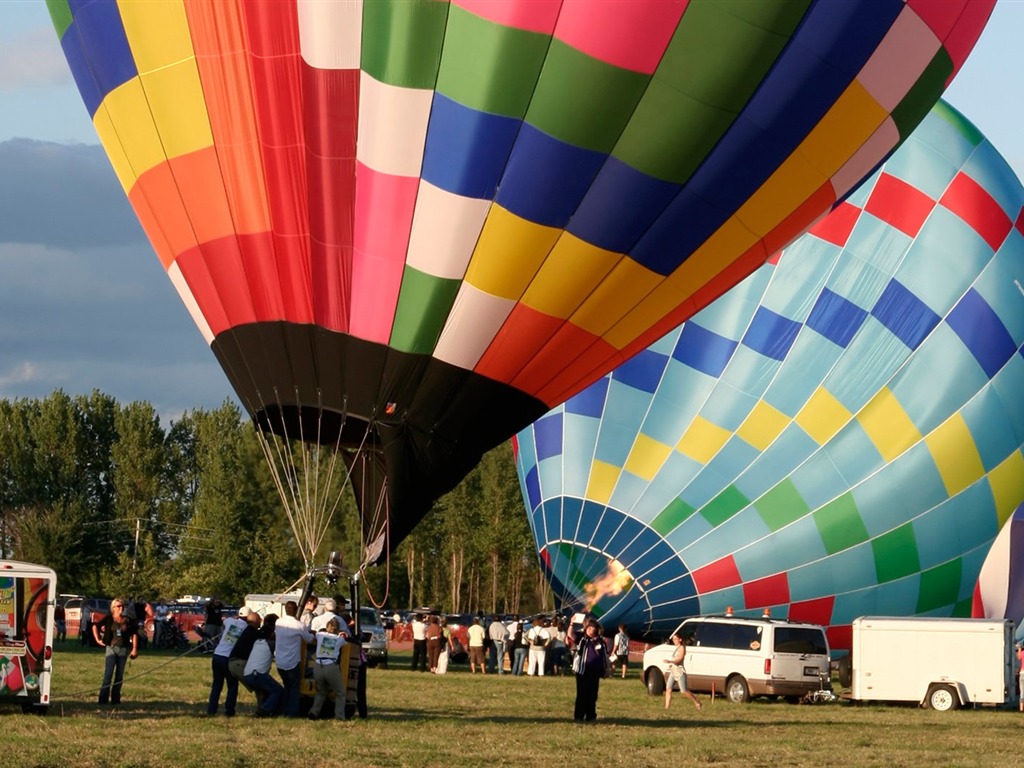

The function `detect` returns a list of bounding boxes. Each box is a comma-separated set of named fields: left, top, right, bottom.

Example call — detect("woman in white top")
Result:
left=665, top=633, right=702, bottom=711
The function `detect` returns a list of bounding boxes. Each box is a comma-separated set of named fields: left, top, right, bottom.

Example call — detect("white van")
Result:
left=0, top=560, right=56, bottom=713
left=642, top=614, right=830, bottom=703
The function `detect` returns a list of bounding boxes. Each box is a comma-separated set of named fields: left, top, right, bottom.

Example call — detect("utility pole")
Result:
left=132, top=517, right=141, bottom=575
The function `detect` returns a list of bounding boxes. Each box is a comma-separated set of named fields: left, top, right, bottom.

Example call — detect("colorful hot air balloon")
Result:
left=972, top=503, right=1024, bottom=637
left=50, top=0, right=993, bottom=565
left=515, top=101, right=1024, bottom=647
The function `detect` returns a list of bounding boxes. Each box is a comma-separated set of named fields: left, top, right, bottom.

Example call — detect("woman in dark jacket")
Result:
left=572, top=618, right=609, bottom=722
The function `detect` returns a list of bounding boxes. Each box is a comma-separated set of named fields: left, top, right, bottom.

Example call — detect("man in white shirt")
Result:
left=488, top=616, right=509, bottom=674
left=467, top=617, right=487, bottom=674
left=310, top=598, right=344, bottom=632
left=527, top=619, right=551, bottom=676
left=274, top=600, right=314, bottom=717
left=410, top=613, right=427, bottom=672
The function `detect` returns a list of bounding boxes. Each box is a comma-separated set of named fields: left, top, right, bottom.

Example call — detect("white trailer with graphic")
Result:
left=0, top=560, right=56, bottom=713
left=846, top=616, right=1015, bottom=711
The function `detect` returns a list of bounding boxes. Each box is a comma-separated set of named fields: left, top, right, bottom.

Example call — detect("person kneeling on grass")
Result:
left=243, top=613, right=283, bottom=718
left=308, top=618, right=348, bottom=721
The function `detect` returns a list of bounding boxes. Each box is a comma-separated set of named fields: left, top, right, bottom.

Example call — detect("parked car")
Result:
left=63, top=596, right=111, bottom=644
left=642, top=613, right=831, bottom=703
left=357, top=607, right=388, bottom=668
left=167, top=602, right=207, bottom=643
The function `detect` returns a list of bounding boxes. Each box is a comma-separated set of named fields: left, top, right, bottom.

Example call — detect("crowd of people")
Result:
left=405, top=613, right=635, bottom=680
left=403, top=611, right=651, bottom=722
left=409, top=613, right=575, bottom=676
left=88, top=593, right=368, bottom=720
left=205, top=596, right=367, bottom=720
left=85, top=597, right=700, bottom=725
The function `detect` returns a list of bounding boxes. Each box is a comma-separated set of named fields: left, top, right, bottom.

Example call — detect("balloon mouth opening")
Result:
left=530, top=500, right=700, bottom=637
left=540, top=544, right=637, bottom=620
left=254, top=404, right=383, bottom=451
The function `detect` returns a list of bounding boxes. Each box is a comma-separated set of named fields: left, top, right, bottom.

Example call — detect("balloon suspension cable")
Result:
left=254, top=392, right=315, bottom=570
left=306, top=400, right=374, bottom=562
left=361, top=478, right=391, bottom=609
left=254, top=391, right=375, bottom=570
left=269, top=573, right=308, bottom=605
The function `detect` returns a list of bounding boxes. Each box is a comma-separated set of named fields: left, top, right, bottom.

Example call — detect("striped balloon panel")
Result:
left=514, top=102, right=1024, bottom=644
left=973, top=503, right=1024, bottom=638
left=49, top=0, right=993, bottom=406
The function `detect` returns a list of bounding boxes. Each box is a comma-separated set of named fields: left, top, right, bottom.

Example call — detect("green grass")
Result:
left=2, top=643, right=1021, bottom=767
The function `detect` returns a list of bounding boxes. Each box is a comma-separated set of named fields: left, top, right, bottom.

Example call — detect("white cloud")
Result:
left=0, top=361, right=41, bottom=388
left=0, top=24, right=73, bottom=92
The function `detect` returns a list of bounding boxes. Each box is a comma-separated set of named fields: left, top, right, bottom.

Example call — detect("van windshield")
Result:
left=773, top=627, right=828, bottom=655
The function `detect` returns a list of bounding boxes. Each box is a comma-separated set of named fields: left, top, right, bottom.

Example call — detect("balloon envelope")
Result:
left=515, top=101, right=1024, bottom=646
left=972, top=503, right=1024, bottom=639
left=51, top=0, right=993, bottom=559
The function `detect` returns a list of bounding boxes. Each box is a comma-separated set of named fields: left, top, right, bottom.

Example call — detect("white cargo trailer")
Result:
left=847, top=616, right=1015, bottom=711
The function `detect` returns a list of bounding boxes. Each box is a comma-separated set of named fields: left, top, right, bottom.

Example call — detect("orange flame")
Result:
left=582, top=558, right=633, bottom=611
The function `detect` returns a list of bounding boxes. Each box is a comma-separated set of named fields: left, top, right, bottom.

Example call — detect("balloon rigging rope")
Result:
left=255, top=428, right=311, bottom=567
left=362, top=489, right=391, bottom=608
left=254, top=386, right=317, bottom=567
left=248, top=383, right=381, bottom=579
left=306, top=403, right=359, bottom=561
left=255, top=409, right=373, bottom=571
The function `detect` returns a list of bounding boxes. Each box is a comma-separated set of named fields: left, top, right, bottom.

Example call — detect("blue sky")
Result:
left=0, top=0, right=1021, bottom=424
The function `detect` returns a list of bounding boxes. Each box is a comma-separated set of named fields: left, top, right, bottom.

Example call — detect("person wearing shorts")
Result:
left=467, top=617, right=487, bottom=674
left=612, top=624, right=629, bottom=679
left=665, top=633, right=702, bottom=711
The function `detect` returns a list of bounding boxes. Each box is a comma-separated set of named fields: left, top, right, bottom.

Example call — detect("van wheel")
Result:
left=646, top=668, right=665, bottom=696
left=837, top=655, right=852, bottom=688
left=926, top=684, right=958, bottom=712
left=726, top=675, right=750, bottom=703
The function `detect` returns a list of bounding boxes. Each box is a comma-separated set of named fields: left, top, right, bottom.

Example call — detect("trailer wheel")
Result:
left=726, top=675, right=751, bottom=704
left=926, top=684, right=959, bottom=712
left=646, top=668, right=665, bottom=696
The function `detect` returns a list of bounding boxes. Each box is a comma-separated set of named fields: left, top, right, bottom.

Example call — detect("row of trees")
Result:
left=0, top=391, right=551, bottom=614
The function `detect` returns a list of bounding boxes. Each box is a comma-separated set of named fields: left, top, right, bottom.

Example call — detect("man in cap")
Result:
left=206, top=605, right=249, bottom=716
left=228, top=606, right=262, bottom=690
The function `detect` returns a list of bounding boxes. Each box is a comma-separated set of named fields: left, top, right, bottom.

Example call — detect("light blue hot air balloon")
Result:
left=514, top=101, right=1024, bottom=648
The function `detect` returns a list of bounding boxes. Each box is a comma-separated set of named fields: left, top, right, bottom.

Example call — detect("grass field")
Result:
left=1, top=643, right=1019, bottom=768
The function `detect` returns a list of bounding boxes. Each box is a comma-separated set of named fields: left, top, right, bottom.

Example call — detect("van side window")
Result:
left=679, top=623, right=698, bottom=646
left=774, top=627, right=828, bottom=655
left=695, top=622, right=734, bottom=648
left=732, top=624, right=760, bottom=651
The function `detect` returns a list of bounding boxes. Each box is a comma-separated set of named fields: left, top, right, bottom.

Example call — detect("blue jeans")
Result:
left=99, top=646, right=128, bottom=704
left=513, top=647, right=528, bottom=676
left=492, top=640, right=506, bottom=674
left=208, top=654, right=238, bottom=715
left=244, top=670, right=283, bottom=715
left=278, top=665, right=302, bottom=717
